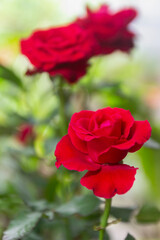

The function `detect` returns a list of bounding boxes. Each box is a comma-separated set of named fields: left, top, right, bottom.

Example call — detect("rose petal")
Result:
left=49, top=60, right=89, bottom=83
left=68, top=126, right=88, bottom=153
left=71, top=110, right=94, bottom=125
left=68, top=110, right=94, bottom=152
left=87, top=136, right=117, bottom=162
left=87, top=135, right=128, bottom=164
left=55, top=134, right=100, bottom=171
left=112, top=108, right=135, bottom=138
left=80, top=164, right=138, bottom=198
left=98, top=147, right=128, bottom=164
left=114, top=9, right=137, bottom=27
left=114, top=120, right=151, bottom=151
left=89, top=108, right=134, bottom=139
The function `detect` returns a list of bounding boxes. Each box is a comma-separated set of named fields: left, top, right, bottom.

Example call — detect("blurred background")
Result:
left=0, top=0, right=160, bottom=240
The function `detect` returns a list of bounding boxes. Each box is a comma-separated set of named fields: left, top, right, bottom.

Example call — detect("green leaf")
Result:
left=23, top=232, right=43, bottom=240
left=27, top=200, right=53, bottom=212
left=139, top=148, right=160, bottom=198
left=56, top=195, right=100, bottom=216
left=136, top=205, right=160, bottom=223
left=3, top=212, right=42, bottom=240
left=125, top=233, right=136, bottom=240
left=0, top=65, right=24, bottom=89
left=110, top=207, right=134, bottom=222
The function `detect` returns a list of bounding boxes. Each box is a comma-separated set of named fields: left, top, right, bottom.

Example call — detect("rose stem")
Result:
left=57, top=77, right=68, bottom=136
left=99, top=198, right=112, bottom=240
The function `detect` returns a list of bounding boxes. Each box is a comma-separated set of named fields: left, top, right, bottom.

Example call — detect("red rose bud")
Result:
left=16, top=124, right=35, bottom=145
left=76, top=5, right=137, bottom=55
left=55, top=107, right=151, bottom=198
left=21, top=24, right=96, bottom=84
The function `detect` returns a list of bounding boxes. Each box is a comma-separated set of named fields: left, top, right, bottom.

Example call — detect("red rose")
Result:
left=21, top=24, right=95, bottom=84
left=55, top=107, right=151, bottom=198
left=76, top=5, right=137, bottom=55
left=16, top=124, right=35, bottom=145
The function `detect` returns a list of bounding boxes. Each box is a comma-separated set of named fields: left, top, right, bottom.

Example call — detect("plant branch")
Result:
left=99, top=198, right=112, bottom=240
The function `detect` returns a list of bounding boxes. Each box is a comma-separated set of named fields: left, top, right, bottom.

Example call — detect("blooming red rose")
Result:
left=55, top=107, right=151, bottom=198
left=76, top=5, right=137, bottom=55
left=16, top=124, right=35, bottom=145
left=21, top=24, right=96, bottom=84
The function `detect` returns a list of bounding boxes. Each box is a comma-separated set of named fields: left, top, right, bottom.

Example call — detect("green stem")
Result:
left=57, top=78, right=68, bottom=136
left=99, top=198, right=112, bottom=240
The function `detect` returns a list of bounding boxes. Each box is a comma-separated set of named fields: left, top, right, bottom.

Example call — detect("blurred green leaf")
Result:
left=110, top=207, right=134, bottom=222
left=0, top=65, right=24, bottom=89
left=0, top=194, right=25, bottom=216
left=56, top=195, right=100, bottom=217
left=27, top=200, right=53, bottom=212
left=43, top=211, right=54, bottom=221
left=125, top=233, right=136, bottom=240
left=23, top=232, right=43, bottom=240
left=139, top=148, right=160, bottom=198
left=136, top=205, right=160, bottom=223
left=0, top=125, right=15, bottom=136
left=3, top=212, right=42, bottom=240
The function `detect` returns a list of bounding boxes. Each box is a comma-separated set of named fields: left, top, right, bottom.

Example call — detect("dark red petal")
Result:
left=49, top=61, right=89, bottom=84
left=112, top=108, right=135, bottom=138
left=55, top=135, right=100, bottom=172
left=26, top=68, right=41, bottom=75
left=114, top=120, right=151, bottom=151
left=68, top=110, right=95, bottom=151
left=87, top=136, right=119, bottom=163
left=68, top=126, right=88, bottom=153
left=80, top=164, right=138, bottom=198
left=98, top=147, right=128, bottom=164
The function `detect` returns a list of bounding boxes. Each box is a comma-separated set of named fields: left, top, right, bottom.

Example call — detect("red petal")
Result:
left=114, top=120, right=151, bottom=151
left=49, top=61, right=89, bottom=84
left=87, top=136, right=114, bottom=158
left=68, top=126, right=88, bottom=153
left=87, top=136, right=126, bottom=164
left=80, top=164, right=138, bottom=198
left=55, top=135, right=100, bottom=172
left=68, top=110, right=94, bottom=152
left=89, top=108, right=134, bottom=139
left=114, top=9, right=137, bottom=26
left=98, top=147, right=128, bottom=164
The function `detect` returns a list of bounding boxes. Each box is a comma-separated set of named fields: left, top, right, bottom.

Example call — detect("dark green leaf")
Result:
left=125, top=233, right=136, bottom=240
left=23, top=232, right=43, bottom=240
left=3, top=212, right=42, bottom=240
left=56, top=195, right=100, bottom=216
left=136, top=205, right=160, bottom=223
left=27, top=200, right=53, bottom=212
left=111, top=207, right=134, bottom=222
left=0, top=65, right=24, bottom=89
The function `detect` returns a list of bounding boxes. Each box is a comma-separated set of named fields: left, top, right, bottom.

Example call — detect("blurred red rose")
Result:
left=21, top=24, right=96, bottom=84
left=16, top=124, right=35, bottom=145
left=76, top=5, right=137, bottom=55
left=55, top=107, right=151, bottom=198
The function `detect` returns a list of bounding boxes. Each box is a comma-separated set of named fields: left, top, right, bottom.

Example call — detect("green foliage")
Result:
left=0, top=65, right=24, bottom=89
left=136, top=205, right=160, bottom=223
left=110, top=207, right=134, bottom=222
left=55, top=195, right=100, bottom=217
left=3, top=212, right=42, bottom=240
left=125, top=234, right=136, bottom=240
